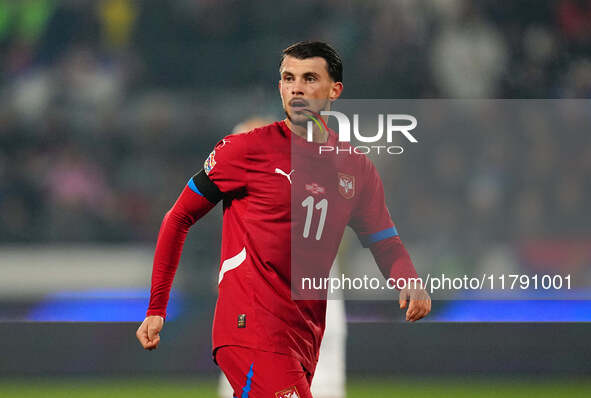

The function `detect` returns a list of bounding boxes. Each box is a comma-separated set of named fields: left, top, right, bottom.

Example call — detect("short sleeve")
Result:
left=348, top=158, right=398, bottom=247
left=203, top=134, right=247, bottom=194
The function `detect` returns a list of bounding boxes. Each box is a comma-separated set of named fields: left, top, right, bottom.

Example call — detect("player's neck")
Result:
left=284, top=118, right=328, bottom=144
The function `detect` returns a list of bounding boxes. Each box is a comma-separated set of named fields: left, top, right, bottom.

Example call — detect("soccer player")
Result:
left=136, top=41, right=431, bottom=397
left=217, top=117, right=348, bottom=398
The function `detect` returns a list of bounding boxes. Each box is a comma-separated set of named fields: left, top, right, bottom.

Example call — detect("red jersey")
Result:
left=147, top=120, right=418, bottom=374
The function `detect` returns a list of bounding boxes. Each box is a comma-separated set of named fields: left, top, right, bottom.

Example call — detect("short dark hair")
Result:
left=281, top=41, right=343, bottom=83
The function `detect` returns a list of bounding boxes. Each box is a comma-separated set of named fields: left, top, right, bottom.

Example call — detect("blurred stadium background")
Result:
left=1, top=0, right=591, bottom=396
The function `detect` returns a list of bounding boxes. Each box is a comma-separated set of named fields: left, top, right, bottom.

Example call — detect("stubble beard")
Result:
left=284, top=108, right=309, bottom=127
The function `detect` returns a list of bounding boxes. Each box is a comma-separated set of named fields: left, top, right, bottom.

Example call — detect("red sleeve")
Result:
left=349, top=157, right=419, bottom=286
left=348, top=157, right=395, bottom=242
left=370, top=236, right=419, bottom=285
left=146, top=184, right=216, bottom=318
left=147, top=132, right=248, bottom=319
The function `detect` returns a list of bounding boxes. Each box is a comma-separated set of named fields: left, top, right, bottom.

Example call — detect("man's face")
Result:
left=279, top=56, right=342, bottom=127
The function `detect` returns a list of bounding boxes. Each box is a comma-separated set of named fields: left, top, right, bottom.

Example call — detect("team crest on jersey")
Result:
left=275, top=386, right=300, bottom=398
left=337, top=172, right=355, bottom=199
left=305, top=182, right=325, bottom=195
left=204, top=150, right=216, bottom=175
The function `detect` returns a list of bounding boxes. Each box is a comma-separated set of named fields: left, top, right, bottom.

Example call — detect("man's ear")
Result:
left=329, top=82, right=343, bottom=102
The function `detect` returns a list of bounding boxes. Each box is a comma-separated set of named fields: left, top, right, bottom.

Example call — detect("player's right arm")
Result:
left=137, top=135, right=247, bottom=350
left=136, top=174, right=220, bottom=350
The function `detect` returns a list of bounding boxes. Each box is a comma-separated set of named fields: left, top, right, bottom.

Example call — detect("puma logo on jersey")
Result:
left=216, top=138, right=230, bottom=149
left=275, top=168, right=294, bottom=184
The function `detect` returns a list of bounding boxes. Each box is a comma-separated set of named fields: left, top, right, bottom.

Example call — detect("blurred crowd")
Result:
left=0, top=0, right=590, bottom=245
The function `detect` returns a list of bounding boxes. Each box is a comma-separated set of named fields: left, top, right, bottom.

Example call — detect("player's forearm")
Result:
left=146, top=210, right=190, bottom=317
left=370, top=236, right=419, bottom=284
left=147, top=184, right=216, bottom=318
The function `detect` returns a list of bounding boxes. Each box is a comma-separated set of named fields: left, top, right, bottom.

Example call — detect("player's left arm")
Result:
left=369, top=236, right=431, bottom=322
left=349, top=158, right=431, bottom=322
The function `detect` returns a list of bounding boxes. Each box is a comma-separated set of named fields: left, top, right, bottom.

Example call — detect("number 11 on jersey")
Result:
left=301, top=196, right=328, bottom=240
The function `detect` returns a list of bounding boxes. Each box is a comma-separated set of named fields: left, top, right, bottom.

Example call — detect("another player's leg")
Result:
left=218, top=369, right=234, bottom=397
left=310, top=298, right=346, bottom=398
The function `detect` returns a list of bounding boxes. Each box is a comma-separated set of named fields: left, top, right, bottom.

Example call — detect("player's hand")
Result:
left=399, top=287, right=431, bottom=322
left=136, top=315, right=164, bottom=350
